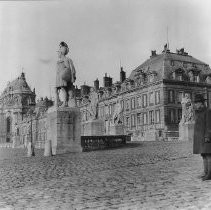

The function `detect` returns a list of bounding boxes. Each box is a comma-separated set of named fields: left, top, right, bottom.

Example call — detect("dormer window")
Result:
left=183, top=62, right=187, bottom=68
left=173, top=68, right=184, bottom=81
left=171, top=60, right=174, bottom=66
left=194, top=75, right=199, bottom=82
left=192, top=63, right=196, bottom=68
left=178, top=75, right=183, bottom=81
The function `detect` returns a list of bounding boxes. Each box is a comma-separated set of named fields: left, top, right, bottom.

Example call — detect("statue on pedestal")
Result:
left=112, top=100, right=123, bottom=125
left=180, top=93, right=195, bottom=124
left=87, top=88, right=99, bottom=120
left=55, top=41, right=76, bottom=107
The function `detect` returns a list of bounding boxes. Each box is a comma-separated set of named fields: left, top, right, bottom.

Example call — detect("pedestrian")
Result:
left=193, top=94, right=211, bottom=181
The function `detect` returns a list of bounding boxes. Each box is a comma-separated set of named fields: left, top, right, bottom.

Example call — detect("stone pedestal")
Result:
left=179, top=122, right=195, bottom=141
left=45, top=107, right=82, bottom=156
left=109, top=124, right=124, bottom=135
left=81, top=119, right=104, bottom=136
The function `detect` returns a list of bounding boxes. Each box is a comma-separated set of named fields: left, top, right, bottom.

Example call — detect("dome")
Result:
left=0, top=72, right=33, bottom=98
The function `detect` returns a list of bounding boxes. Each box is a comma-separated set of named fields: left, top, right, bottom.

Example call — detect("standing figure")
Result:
left=112, top=100, right=123, bottom=125
left=88, top=88, right=99, bottom=120
left=56, top=41, right=76, bottom=107
left=180, top=93, right=194, bottom=124
left=193, top=94, right=211, bottom=180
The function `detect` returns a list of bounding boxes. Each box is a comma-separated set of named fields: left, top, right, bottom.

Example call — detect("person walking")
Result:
left=193, top=94, right=211, bottom=181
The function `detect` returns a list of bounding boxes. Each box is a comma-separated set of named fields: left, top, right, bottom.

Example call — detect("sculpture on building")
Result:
left=112, top=100, right=123, bottom=125
left=87, top=88, right=99, bottom=120
left=55, top=41, right=76, bottom=107
left=180, top=93, right=195, bottom=124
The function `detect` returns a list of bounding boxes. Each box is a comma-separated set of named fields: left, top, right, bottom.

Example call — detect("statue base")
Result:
left=81, top=119, right=104, bottom=136
left=45, top=106, right=82, bottom=156
left=179, top=122, right=195, bottom=141
left=109, top=124, right=124, bottom=135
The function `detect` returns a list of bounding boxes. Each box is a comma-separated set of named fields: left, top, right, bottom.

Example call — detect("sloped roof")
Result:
left=129, top=51, right=209, bottom=80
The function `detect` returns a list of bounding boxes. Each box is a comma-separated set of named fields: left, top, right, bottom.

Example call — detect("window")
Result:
left=155, top=110, right=160, bottom=123
left=178, top=75, right=183, bottom=81
left=120, top=100, right=124, bottom=111
left=131, top=97, right=136, bottom=110
left=177, top=92, right=183, bottom=104
left=125, top=116, right=130, bottom=128
left=168, top=109, right=175, bottom=123
left=143, top=94, right=148, bottom=107
left=137, top=96, right=142, bottom=107
left=149, top=110, right=154, bottom=125
left=168, top=90, right=175, bottom=103
left=194, top=75, right=199, bottom=82
left=137, top=113, right=142, bottom=126
left=171, top=60, right=174, bottom=66
left=155, top=91, right=160, bottom=105
left=109, top=104, right=112, bottom=115
left=178, top=109, right=182, bottom=123
left=143, top=113, right=148, bottom=125
left=125, top=99, right=130, bottom=111
left=131, top=114, right=136, bottom=128
left=149, top=92, right=154, bottom=105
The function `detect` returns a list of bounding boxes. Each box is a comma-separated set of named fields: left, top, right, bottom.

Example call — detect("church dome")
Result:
left=0, top=72, right=33, bottom=97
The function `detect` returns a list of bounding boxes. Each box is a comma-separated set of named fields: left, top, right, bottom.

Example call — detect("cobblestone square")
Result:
left=0, top=141, right=211, bottom=210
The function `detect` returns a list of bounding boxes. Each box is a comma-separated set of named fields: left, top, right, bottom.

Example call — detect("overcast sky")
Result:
left=0, top=0, right=211, bottom=99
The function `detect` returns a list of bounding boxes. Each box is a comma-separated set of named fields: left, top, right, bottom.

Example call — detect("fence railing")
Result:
left=81, top=135, right=129, bottom=152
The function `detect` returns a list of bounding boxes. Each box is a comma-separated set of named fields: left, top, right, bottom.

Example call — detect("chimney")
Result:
left=150, top=50, right=157, bottom=58
left=120, top=67, right=126, bottom=83
left=103, top=73, right=110, bottom=87
left=109, top=76, right=113, bottom=87
left=94, top=78, right=99, bottom=90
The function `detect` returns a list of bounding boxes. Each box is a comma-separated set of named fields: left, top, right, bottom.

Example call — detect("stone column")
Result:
left=45, top=106, right=82, bottom=156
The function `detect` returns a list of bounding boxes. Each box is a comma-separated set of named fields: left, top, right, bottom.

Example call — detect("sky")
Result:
left=0, top=0, right=211, bottom=99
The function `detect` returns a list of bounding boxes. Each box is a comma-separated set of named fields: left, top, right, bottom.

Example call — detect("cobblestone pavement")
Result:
left=0, top=141, right=211, bottom=210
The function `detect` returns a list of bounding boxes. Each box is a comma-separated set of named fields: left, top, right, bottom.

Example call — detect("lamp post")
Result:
left=27, top=102, right=35, bottom=157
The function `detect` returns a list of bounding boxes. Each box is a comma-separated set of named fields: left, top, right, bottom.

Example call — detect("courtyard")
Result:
left=0, top=141, right=210, bottom=210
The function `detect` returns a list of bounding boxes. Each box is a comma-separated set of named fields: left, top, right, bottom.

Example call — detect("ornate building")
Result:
left=0, top=73, right=36, bottom=143
left=79, top=45, right=211, bottom=141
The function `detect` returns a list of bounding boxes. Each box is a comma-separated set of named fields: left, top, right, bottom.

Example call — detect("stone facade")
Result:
left=80, top=46, right=211, bottom=141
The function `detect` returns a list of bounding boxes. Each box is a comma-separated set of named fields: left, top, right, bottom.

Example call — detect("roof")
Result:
left=129, top=51, right=210, bottom=81
left=0, top=73, right=34, bottom=98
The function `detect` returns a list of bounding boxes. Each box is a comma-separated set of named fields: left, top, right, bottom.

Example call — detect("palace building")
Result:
left=0, top=44, right=211, bottom=147
left=80, top=45, right=211, bottom=141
